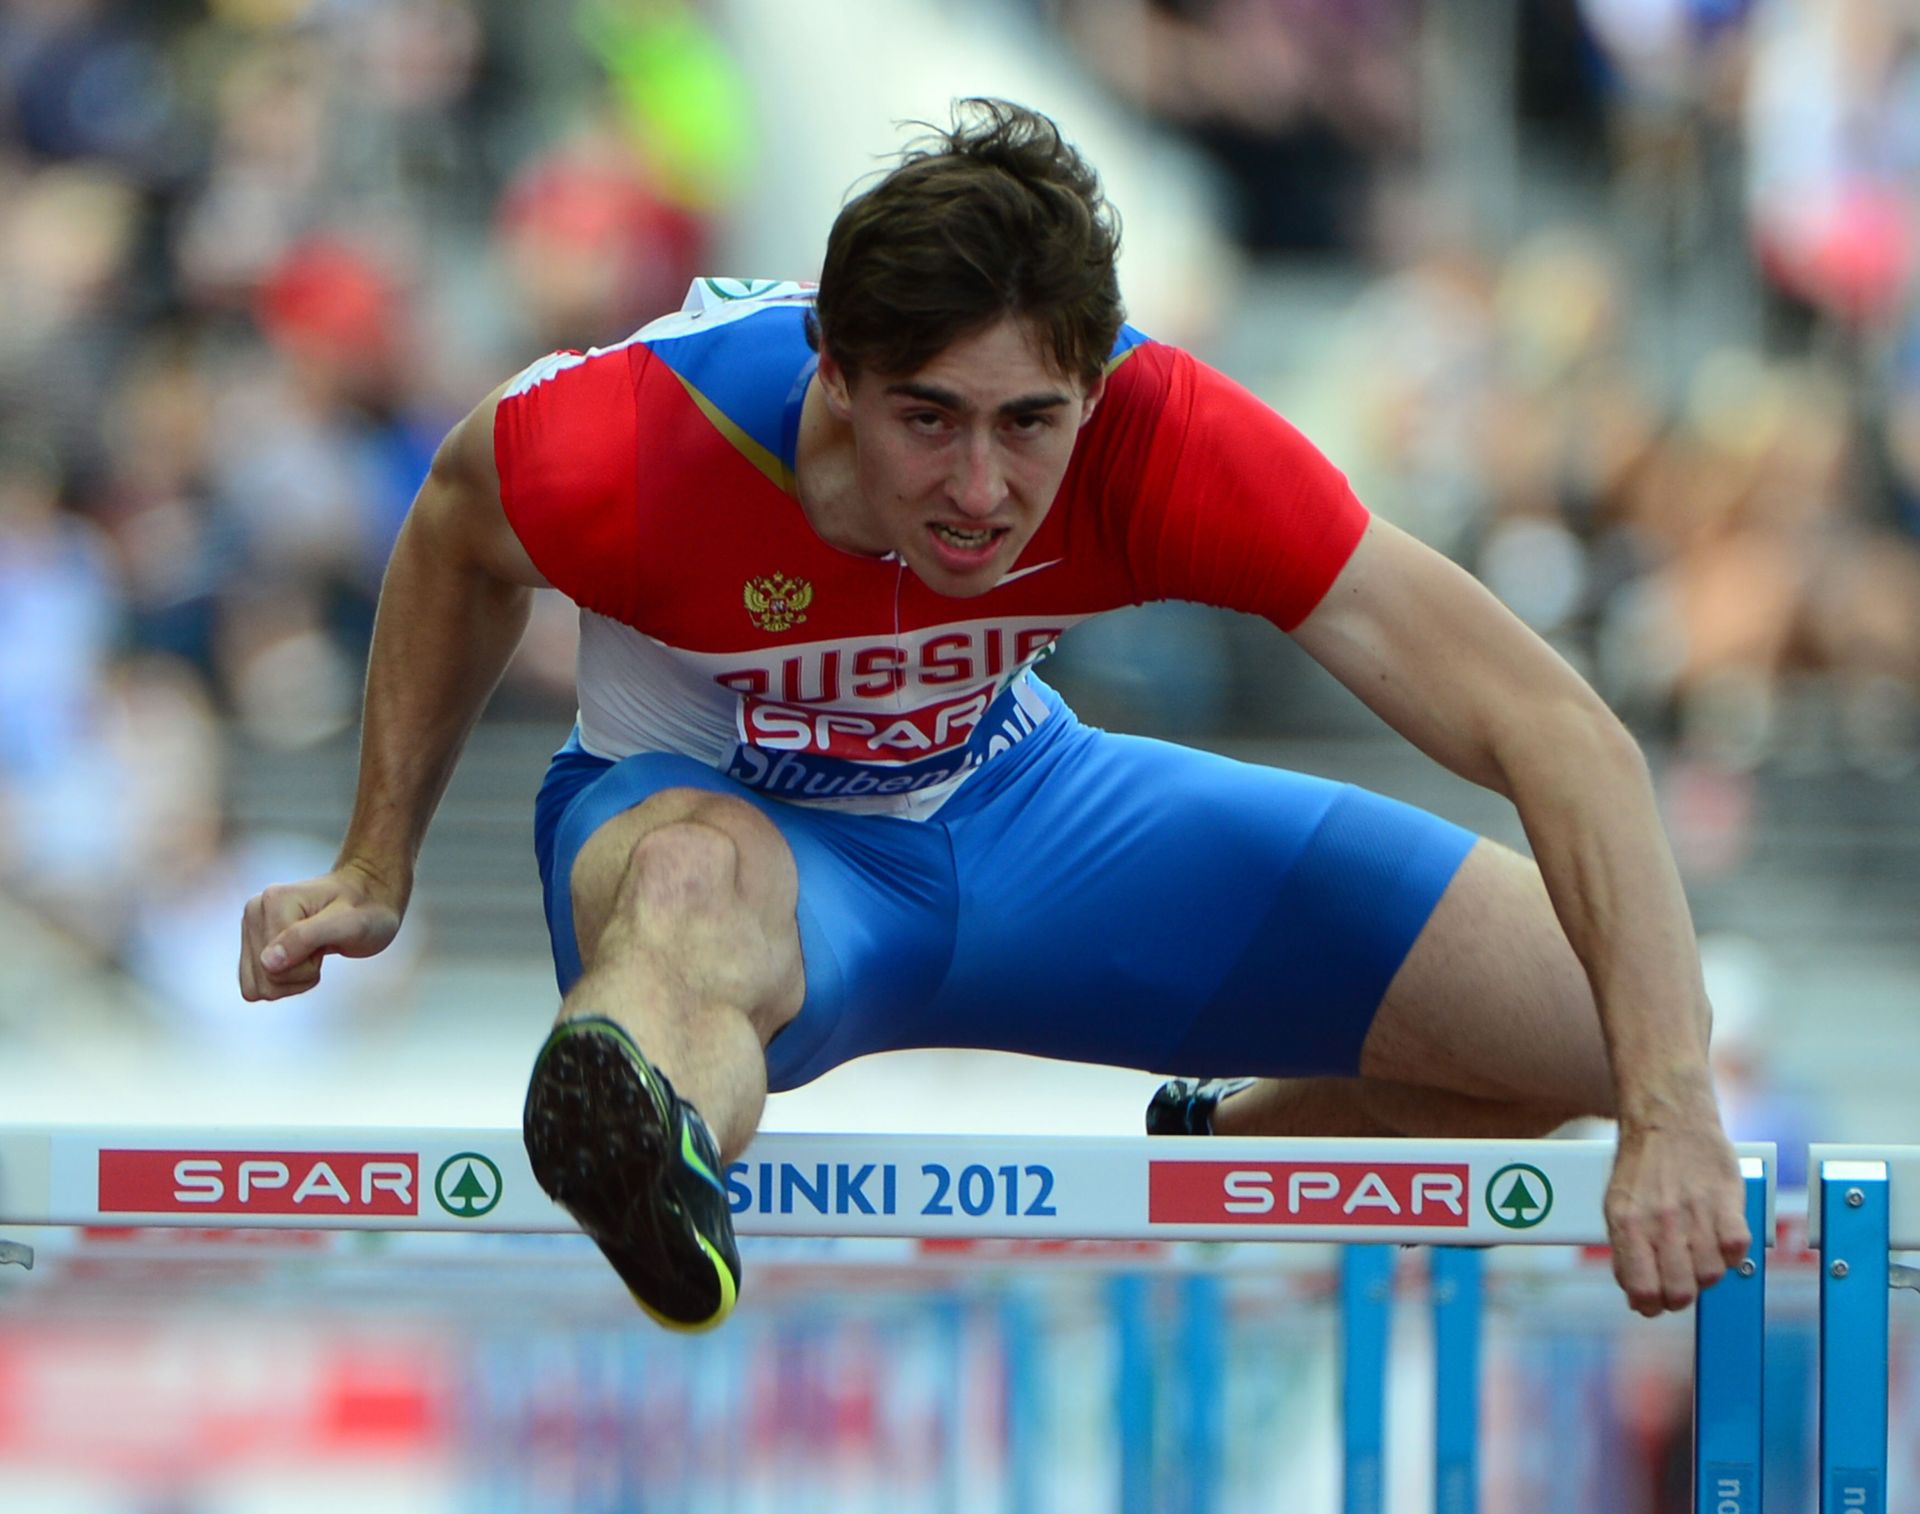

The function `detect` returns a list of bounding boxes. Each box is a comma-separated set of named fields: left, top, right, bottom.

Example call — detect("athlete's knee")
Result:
left=620, top=813, right=745, bottom=919
left=616, top=790, right=794, bottom=919
left=1356, top=1079, right=1599, bottom=1139
left=1488, top=1100, right=1594, bottom=1138
left=1482, top=1084, right=1611, bottom=1133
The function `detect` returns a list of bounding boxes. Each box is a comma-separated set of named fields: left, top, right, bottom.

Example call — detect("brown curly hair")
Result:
left=807, top=98, right=1125, bottom=388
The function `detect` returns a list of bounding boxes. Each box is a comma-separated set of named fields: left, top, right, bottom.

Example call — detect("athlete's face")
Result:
left=818, top=316, right=1105, bottom=598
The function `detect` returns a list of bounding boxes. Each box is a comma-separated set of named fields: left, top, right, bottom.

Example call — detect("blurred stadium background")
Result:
left=2, top=0, right=1918, bottom=1509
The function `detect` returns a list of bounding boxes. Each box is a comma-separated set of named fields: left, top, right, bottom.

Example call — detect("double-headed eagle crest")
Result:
left=743, top=572, right=814, bottom=633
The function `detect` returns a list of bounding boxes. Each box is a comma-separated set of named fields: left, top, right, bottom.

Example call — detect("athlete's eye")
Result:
left=1006, top=413, right=1053, bottom=436
left=903, top=410, right=948, bottom=433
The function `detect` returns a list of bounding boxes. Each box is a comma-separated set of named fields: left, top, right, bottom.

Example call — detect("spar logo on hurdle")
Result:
left=1147, top=1161, right=1472, bottom=1226
left=96, top=1149, right=420, bottom=1216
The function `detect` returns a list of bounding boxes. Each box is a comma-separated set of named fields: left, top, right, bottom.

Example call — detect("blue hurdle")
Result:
left=1808, top=1145, right=1920, bottom=1514
left=0, top=1124, right=1777, bottom=1509
left=1341, top=1154, right=1771, bottom=1513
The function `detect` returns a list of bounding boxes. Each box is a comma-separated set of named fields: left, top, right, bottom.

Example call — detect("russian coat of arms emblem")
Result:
left=743, top=572, right=814, bottom=633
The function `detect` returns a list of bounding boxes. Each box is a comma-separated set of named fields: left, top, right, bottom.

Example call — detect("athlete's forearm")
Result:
left=1494, top=709, right=1715, bottom=1125
left=1288, top=523, right=1718, bottom=1123
left=335, top=500, right=533, bottom=912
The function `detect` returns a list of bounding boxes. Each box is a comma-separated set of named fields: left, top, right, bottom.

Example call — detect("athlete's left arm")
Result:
left=1289, top=515, right=1750, bottom=1316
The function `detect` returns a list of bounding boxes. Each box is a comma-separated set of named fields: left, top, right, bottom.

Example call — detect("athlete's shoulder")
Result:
left=1106, top=319, right=1155, bottom=367
left=1070, top=324, right=1186, bottom=476
left=628, top=277, right=820, bottom=468
left=1081, top=322, right=1369, bottom=631
left=1094, top=320, right=1185, bottom=413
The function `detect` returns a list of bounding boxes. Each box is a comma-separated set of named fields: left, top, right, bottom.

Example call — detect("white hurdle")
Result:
left=0, top=1127, right=1774, bottom=1510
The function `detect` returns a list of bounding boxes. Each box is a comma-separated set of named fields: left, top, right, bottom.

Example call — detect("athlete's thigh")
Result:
left=1359, top=838, right=1614, bottom=1116
left=533, top=739, right=956, bottom=1090
left=536, top=744, right=801, bottom=991
left=566, top=782, right=801, bottom=975
left=928, top=724, right=1478, bottom=1078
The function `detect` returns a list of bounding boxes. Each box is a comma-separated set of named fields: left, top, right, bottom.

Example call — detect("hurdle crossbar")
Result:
left=2, top=1126, right=1776, bottom=1514
left=0, top=1128, right=1776, bottom=1245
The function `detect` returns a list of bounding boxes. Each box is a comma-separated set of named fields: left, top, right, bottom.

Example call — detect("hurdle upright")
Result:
left=0, top=1126, right=1773, bottom=1508
left=1808, top=1144, right=1920, bottom=1514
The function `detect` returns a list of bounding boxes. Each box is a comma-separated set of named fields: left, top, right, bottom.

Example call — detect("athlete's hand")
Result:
left=1604, top=1082, right=1750, bottom=1316
left=239, top=863, right=405, bottom=1002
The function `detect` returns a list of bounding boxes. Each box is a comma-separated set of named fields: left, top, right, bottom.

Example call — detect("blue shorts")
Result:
left=533, top=691, right=1477, bottom=1093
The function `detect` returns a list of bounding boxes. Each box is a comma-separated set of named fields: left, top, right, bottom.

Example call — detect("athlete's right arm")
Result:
left=239, top=381, right=550, bottom=1002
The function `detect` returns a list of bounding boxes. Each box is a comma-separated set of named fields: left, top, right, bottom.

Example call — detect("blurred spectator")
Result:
left=1058, top=0, right=1420, bottom=255
left=170, top=29, right=336, bottom=309
left=1623, top=353, right=1920, bottom=776
left=0, top=436, right=126, bottom=939
left=493, top=116, right=707, bottom=353
left=214, top=581, right=362, bottom=751
left=126, top=821, right=427, bottom=1057
left=94, top=330, right=228, bottom=671
left=0, top=157, right=147, bottom=473
left=110, top=655, right=424, bottom=1055
left=0, top=432, right=119, bottom=784
left=1576, top=0, right=1752, bottom=258
left=0, top=0, right=183, bottom=177
left=1745, top=0, right=1920, bottom=339
left=213, top=233, right=441, bottom=610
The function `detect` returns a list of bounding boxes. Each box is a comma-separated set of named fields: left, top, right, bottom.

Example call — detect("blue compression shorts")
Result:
left=532, top=689, right=1478, bottom=1093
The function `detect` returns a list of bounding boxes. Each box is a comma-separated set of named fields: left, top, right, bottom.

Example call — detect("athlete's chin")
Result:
left=907, top=558, right=1006, bottom=598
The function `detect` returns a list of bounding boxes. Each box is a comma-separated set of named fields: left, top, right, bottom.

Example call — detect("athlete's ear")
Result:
left=1077, top=370, right=1108, bottom=426
left=816, top=351, right=855, bottom=421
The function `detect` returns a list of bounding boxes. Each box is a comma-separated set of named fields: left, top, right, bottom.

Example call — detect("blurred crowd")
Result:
left=0, top=0, right=727, bottom=1033
left=1311, top=217, right=1920, bottom=782
left=3, top=0, right=1919, bottom=1034
left=1057, top=0, right=1920, bottom=790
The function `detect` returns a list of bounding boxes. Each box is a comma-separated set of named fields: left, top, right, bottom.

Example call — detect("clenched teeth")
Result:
left=933, top=524, right=998, bottom=546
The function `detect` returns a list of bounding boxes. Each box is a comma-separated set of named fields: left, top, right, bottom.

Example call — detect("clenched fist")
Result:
left=238, top=863, right=405, bottom=1001
left=1605, top=1097, right=1752, bottom=1316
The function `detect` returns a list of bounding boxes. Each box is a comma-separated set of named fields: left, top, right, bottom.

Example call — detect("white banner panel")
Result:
left=0, top=1127, right=1773, bottom=1247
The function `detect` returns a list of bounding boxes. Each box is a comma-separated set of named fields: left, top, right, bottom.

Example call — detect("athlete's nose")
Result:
left=950, top=432, right=1006, bottom=519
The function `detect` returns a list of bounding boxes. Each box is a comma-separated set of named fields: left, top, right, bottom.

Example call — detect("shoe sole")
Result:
left=523, top=1017, right=738, bottom=1332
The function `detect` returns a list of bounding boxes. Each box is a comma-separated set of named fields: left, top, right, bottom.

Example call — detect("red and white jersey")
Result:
left=494, top=278, right=1368, bottom=818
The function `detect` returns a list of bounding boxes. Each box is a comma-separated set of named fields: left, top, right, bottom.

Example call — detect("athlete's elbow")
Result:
left=1576, top=696, right=1649, bottom=782
left=1489, top=689, right=1644, bottom=801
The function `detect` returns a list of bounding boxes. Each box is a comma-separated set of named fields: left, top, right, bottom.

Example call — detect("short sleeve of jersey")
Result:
left=493, top=344, right=647, bottom=622
left=1102, top=342, right=1369, bottom=630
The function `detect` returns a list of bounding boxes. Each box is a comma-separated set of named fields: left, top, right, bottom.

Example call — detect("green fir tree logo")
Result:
left=434, top=1152, right=503, bottom=1219
left=1485, top=1163, right=1553, bottom=1230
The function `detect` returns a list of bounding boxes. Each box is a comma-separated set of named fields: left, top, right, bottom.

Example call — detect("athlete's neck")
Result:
left=793, top=372, right=891, bottom=559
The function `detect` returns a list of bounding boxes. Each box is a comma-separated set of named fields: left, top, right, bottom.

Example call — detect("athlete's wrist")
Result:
left=1613, top=1059, right=1720, bottom=1132
left=332, top=850, right=415, bottom=915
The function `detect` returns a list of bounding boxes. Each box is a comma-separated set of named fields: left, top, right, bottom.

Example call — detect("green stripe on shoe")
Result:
left=680, top=1119, right=723, bottom=1193
left=632, top=1234, right=739, bottom=1333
